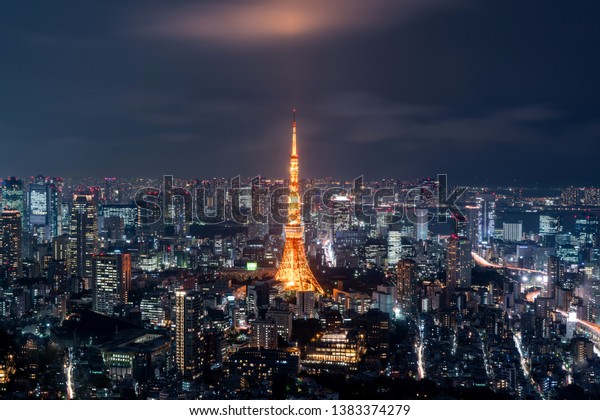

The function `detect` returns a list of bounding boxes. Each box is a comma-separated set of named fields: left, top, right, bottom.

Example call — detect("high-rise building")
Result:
left=476, top=193, right=496, bottom=242
left=265, top=308, right=293, bottom=342
left=331, top=195, right=352, bottom=234
left=387, top=230, right=403, bottom=267
left=397, top=259, right=417, bottom=316
left=415, top=208, right=428, bottom=241
left=359, top=309, right=390, bottom=361
left=446, top=235, right=472, bottom=288
left=92, top=253, right=131, bottom=315
left=52, top=235, right=70, bottom=261
left=140, top=293, right=167, bottom=327
left=296, top=290, right=316, bottom=318
left=539, top=215, right=561, bottom=235
left=545, top=256, right=562, bottom=299
left=69, top=194, right=98, bottom=281
left=0, top=210, right=22, bottom=280
left=101, top=204, right=138, bottom=235
left=175, top=290, right=204, bottom=380
left=250, top=319, right=278, bottom=349
left=464, top=205, right=480, bottom=248
left=27, top=175, right=62, bottom=241
left=246, top=281, right=270, bottom=319
left=275, top=112, right=324, bottom=294
left=372, top=290, right=394, bottom=314
left=1, top=177, right=25, bottom=229
left=574, top=215, right=599, bottom=245
left=503, top=221, right=523, bottom=242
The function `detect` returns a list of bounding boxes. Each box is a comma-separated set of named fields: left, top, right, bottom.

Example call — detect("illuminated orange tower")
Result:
left=275, top=111, right=325, bottom=295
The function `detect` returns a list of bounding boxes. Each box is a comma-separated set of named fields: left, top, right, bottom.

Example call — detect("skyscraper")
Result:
left=397, top=259, right=417, bottom=316
left=545, top=255, right=561, bottom=299
left=0, top=210, right=22, bottom=280
left=446, top=235, right=472, bottom=288
left=476, top=193, right=496, bottom=242
left=175, top=290, right=204, bottom=380
left=69, top=194, right=98, bottom=282
left=92, top=253, right=131, bottom=315
left=415, top=208, right=429, bottom=241
left=387, top=230, right=403, bottom=267
left=250, top=319, right=278, bottom=349
left=295, top=290, right=316, bottom=318
left=503, top=221, right=523, bottom=242
left=1, top=177, right=25, bottom=230
left=27, top=175, right=62, bottom=241
left=275, top=112, right=324, bottom=294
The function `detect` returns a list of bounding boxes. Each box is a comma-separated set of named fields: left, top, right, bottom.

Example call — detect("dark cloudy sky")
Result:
left=1, top=0, right=599, bottom=186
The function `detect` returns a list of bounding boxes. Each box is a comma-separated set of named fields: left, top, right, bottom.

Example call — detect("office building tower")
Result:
left=575, top=215, right=599, bottom=245
left=503, top=221, right=523, bottom=242
left=250, top=319, right=278, bottom=349
left=397, top=259, right=417, bottom=316
left=446, top=235, right=472, bottom=288
left=52, top=235, right=70, bottom=261
left=545, top=256, right=562, bottom=299
left=539, top=214, right=561, bottom=235
left=476, top=193, right=496, bottom=242
left=101, top=204, right=138, bottom=235
left=372, top=290, right=394, bottom=314
left=1, top=177, right=25, bottom=229
left=27, top=175, right=62, bottom=241
left=246, top=281, right=270, bottom=318
left=175, top=290, right=204, bottom=380
left=0, top=210, right=22, bottom=280
left=360, top=309, right=390, bottom=361
left=92, top=253, right=131, bottom=315
left=69, top=194, right=98, bottom=281
left=296, top=290, right=316, bottom=318
left=387, top=230, right=403, bottom=267
left=331, top=194, right=352, bottom=233
left=265, top=307, right=293, bottom=341
left=463, top=205, right=480, bottom=248
left=140, top=293, right=167, bottom=327
left=415, top=208, right=428, bottom=241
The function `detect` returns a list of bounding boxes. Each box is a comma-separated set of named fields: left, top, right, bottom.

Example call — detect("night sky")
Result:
left=1, top=0, right=599, bottom=186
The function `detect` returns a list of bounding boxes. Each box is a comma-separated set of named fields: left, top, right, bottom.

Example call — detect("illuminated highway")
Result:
left=65, top=349, right=74, bottom=400
left=471, top=252, right=546, bottom=274
left=525, top=290, right=541, bottom=302
left=416, top=321, right=425, bottom=379
left=556, top=309, right=600, bottom=338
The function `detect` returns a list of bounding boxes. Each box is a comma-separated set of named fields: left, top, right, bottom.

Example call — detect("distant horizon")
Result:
left=2, top=173, right=599, bottom=190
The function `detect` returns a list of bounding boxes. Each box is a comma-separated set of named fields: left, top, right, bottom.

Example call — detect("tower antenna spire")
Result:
left=291, top=107, right=297, bottom=156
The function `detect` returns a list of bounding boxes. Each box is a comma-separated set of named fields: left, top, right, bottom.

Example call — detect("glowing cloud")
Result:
left=136, top=0, right=448, bottom=45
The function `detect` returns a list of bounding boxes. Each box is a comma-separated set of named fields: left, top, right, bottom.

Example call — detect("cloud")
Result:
left=133, top=0, right=450, bottom=45
left=314, top=91, right=562, bottom=146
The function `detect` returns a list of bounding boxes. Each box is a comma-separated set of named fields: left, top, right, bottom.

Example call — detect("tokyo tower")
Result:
left=275, top=111, right=325, bottom=295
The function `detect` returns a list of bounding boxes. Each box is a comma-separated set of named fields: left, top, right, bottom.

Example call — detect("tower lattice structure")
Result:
left=275, top=111, right=325, bottom=295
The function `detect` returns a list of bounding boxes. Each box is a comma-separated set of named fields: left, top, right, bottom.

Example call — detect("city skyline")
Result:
left=1, top=1, right=600, bottom=185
